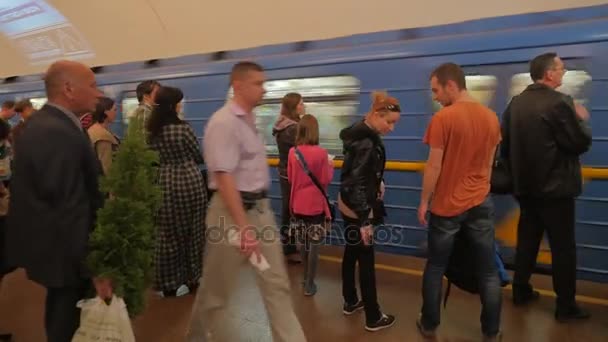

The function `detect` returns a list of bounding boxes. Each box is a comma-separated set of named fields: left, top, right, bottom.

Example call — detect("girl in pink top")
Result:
left=287, top=114, right=334, bottom=296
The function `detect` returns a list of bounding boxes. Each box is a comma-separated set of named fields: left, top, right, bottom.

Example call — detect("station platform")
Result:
left=1, top=246, right=606, bottom=341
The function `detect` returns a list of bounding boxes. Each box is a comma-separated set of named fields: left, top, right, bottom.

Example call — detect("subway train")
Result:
left=1, top=4, right=608, bottom=283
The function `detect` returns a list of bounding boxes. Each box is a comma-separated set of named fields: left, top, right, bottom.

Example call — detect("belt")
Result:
left=208, top=189, right=267, bottom=209
left=239, top=190, right=267, bottom=211
left=208, top=189, right=267, bottom=198
left=240, top=190, right=268, bottom=201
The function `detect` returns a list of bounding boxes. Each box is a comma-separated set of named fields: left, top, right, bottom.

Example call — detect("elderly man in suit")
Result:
left=4, top=60, right=103, bottom=342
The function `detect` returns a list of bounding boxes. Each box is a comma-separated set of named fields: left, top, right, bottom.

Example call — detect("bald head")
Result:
left=43, top=60, right=101, bottom=116
left=45, top=60, right=91, bottom=97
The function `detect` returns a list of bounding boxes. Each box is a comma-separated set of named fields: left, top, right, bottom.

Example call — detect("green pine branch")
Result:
left=86, top=118, right=161, bottom=317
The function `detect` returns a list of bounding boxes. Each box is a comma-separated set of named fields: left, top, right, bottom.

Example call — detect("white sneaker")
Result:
left=176, top=284, right=190, bottom=297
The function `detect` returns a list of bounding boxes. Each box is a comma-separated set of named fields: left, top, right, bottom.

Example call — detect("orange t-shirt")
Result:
left=423, top=101, right=501, bottom=217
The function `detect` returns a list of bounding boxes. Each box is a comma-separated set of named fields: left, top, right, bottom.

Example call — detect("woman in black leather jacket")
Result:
left=338, top=91, right=401, bottom=332
left=272, top=93, right=305, bottom=264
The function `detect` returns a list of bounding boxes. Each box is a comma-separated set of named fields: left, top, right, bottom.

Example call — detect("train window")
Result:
left=226, top=75, right=360, bottom=156
left=121, top=97, right=140, bottom=124
left=30, top=97, right=47, bottom=110
left=509, top=70, right=592, bottom=105
left=431, top=75, right=497, bottom=112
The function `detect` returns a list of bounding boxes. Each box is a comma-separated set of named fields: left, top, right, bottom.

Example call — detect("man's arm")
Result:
left=419, top=114, right=445, bottom=226
left=500, top=102, right=512, bottom=159
left=544, top=98, right=591, bottom=155
left=420, top=148, right=444, bottom=206
left=214, top=172, right=248, bottom=229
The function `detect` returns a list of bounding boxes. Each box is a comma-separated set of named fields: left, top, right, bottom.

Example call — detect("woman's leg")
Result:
left=303, top=215, right=324, bottom=296
left=279, top=177, right=300, bottom=263
left=341, top=216, right=360, bottom=306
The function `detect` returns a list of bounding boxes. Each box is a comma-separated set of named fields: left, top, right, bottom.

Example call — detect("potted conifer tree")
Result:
left=86, top=117, right=161, bottom=317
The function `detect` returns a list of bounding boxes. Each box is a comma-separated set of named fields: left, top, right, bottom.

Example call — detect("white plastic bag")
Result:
left=72, top=295, right=135, bottom=342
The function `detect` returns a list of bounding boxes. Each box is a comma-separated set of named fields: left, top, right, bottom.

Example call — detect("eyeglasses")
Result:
left=380, top=104, right=401, bottom=112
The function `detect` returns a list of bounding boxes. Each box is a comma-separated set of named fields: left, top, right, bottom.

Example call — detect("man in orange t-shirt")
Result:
left=416, top=63, right=502, bottom=341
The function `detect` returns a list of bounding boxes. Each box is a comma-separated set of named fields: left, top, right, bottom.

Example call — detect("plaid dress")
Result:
left=149, top=123, right=207, bottom=292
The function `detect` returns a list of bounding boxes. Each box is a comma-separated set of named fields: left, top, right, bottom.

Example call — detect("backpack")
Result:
left=442, top=230, right=508, bottom=308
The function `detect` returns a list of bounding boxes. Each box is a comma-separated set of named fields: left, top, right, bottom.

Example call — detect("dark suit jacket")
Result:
left=4, top=104, right=102, bottom=288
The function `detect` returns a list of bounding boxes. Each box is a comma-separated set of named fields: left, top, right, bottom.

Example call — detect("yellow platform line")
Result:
left=268, top=158, right=608, bottom=179
left=318, top=255, right=608, bottom=306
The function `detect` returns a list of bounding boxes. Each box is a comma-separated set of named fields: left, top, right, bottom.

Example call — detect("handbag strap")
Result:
left=294, top=147, right=332, bottom=216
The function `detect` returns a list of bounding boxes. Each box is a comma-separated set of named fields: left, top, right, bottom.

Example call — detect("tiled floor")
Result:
left=1, top=246, right=607, bottom=341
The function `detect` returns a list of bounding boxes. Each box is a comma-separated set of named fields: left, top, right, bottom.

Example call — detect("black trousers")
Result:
left=279, top=177, right=297, bottom=255
left=513, top=197, right=577, bottom=308
left=341, top=215, right=381, bottom=323
left=45, top=282, right=89, bottom=342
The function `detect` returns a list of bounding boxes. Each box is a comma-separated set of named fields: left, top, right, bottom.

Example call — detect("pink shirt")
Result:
left=204, top=101, right=270, bottom=191
left=287, top=145, right=334, bottom=217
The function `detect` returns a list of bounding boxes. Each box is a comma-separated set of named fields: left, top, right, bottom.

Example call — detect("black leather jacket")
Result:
left=339, top=120, right=386, bottom=225
left=501, top=83, right=592, bottom=198
left=272, top=116, right=298, bottom=178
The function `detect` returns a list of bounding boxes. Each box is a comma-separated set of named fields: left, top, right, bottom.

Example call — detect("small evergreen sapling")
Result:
left=86, top=118, right=161, bottom=316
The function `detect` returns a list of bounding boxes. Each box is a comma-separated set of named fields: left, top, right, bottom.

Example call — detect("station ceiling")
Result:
left=0, top=0, right=604, bottom=77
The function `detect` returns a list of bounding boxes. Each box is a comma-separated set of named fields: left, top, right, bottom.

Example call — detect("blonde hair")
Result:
left=370, top=91, right=400, bottom=115
left=295, top=114, right=319, bottom=145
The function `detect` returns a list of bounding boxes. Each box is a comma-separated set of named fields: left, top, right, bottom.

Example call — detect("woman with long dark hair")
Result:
left=339, top=91, right=401, bottom=332
left=146, top=86, right=207, bottom=297
left=272, top=92, right=305, bottom=264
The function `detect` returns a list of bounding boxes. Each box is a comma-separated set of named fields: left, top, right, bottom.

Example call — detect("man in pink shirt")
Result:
left=186, top=62, right=306, bottom=342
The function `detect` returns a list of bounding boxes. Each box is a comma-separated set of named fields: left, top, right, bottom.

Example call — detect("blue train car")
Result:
left=1, top=5, right=608, bottom=283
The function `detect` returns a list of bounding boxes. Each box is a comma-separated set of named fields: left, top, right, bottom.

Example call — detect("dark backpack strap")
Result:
left=294, top=147, right=332, bottom=211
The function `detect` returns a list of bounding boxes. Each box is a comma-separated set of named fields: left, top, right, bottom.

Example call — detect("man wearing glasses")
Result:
left=500, top=52, right=591, bottom=322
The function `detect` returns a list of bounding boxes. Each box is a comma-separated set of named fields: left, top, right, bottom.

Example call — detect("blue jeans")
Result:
left=495, top=241, right=511, bottom=285
left=420, top=197, right=502, bottom=336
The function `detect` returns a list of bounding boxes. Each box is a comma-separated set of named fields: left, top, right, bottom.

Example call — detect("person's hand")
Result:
left=575, top=103, right=590, bottom=121
left=240, top=226, right=261, bottom=263
left=418, top=202, right=429, bottom=227
left=378, top=181, right=386, bottom=200
left=360, top=225, right=373, bottom=245
left=93, top=277, right=113, bottom=300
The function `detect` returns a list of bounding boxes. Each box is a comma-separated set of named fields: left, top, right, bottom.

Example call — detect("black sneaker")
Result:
left=343, top=301, right=364, bottom=315
left=365, top=313, right=396, bottom=332
left=555, top=305, right=591, bottom=323
left=483, top=331, right=502, bottom=342
left=416, top=315, right=436, bottom=338
left=513, top=290, right=540, bottom=306
left=0, top=333, right=12, bottom=342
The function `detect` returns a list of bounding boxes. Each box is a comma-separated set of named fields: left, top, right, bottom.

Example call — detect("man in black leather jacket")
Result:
left=501, top=52, right=591, bottom=322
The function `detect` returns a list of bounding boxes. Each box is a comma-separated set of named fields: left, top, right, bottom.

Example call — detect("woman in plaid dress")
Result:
left=146, top=86, right=207, bottom=297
